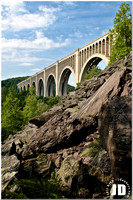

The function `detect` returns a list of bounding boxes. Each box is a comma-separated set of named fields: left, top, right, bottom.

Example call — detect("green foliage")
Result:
left=1, top=76, right=69, bottom=141
left=3, top=190, right=27, bottom=199
left=2, top=87, right=8, bottom=104
left=76, top=82, right=82, bottom=88
left=73, top=106, right=78, bottom=114
left=80, top=137, right=102, bottom=158
left=46, top=96, right=62, bottom=108
left=84, top=65, right=102, bottom=81
left=76, top=65, right=102, bottom=88
left=23, top=86, right=43, bottom=123
left=22, top=87, right=62, bottom=123
left=109, top=3, right=132, bottom=65
left=86, top=137, right=102, bottom=157
left=2, top=91, right=24, bottom=141
left=67, top=84, right=75, bottom=93
left=3, top=178, right=65, bottom=199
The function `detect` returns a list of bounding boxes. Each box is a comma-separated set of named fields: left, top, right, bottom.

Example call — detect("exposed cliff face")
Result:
left=2, top=52, right=132, bottom=199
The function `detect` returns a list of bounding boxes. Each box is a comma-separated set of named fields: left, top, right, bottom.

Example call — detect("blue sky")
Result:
left=1, top=1, right=132, bottom=86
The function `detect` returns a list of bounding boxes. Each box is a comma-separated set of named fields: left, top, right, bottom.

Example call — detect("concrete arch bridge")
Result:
left=17, top=32, right=110, bottom=97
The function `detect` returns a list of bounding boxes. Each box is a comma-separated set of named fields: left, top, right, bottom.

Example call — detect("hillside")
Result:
left=2, top=53, right=132, bottom=199
left=2, top=76, right=29, bottom=89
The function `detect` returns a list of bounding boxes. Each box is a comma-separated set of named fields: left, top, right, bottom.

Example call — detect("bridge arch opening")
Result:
left=46, top=74, right=56, bottom=97
left=27, top=84, right=30, bottom=90
left=32, top=82, right=36, bottom=88
left=24, top=85, right=26, bottom=91
left=38, top=79, right=44, bottom=97
left=21, top=87, right=22, bottom=92
left=79, top=55, right=109, bottom=82
left=59, top=67, right=75, bottom=96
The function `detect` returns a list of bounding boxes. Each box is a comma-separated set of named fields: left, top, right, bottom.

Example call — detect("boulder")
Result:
left=99, top=95, right=131, bottom=184
left=90, top=149, right=111, bottom=174
left=22, top=111, right=97, bottom=158
left=29, top=105, right=62, bottom=127
left=73, top=67, right=131, bottom=119
left=20, top=153, right=52, bottom=179
left=2, top=155, right=20, bottom=192
left=56, top=155, right=80, bottom=190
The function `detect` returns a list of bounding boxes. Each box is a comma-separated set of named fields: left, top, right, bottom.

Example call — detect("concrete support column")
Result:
left=105, top=38, right=107, bottom=56
left=56, top=61, right=59, bottom=96
left=36, top=74, right=38, bottom=95
left=43, top=69, right=46, bottom=97
left=30, top=78, right=32, bottom=87
left=75, top=48, right=80, bottom=84
left=109, top=38, right=111, bottom=56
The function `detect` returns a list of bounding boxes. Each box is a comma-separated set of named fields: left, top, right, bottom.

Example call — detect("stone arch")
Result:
left=106, top=37, right=109, bottom=56
left=32, top=82, right=36, bottom=88
left=93, top=44, right=95, bottom=54
left=102, top=39, right=105, bottom=54
left=24, top=85, right=26, bottom=91
left=87, top=47, right=89, bottom=59
left=38, top=78, right=44, bottom=97
left=46, top=73, right=56, bottom=97
left=99, top=41, right=101, bottom=53
left=58, top=66, right=76, bottom=96
left=21, top=87, right=22, bottom=92
left=90, top=46, right=92, bottom=56
left=96, top=43, right=98, bottom=53
left=79, top=54, right=109, bottom=82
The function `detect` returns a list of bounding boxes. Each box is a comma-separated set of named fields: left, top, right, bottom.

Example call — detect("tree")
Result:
left=84, top=65, right=102, bottom=80
left=2, top=87, right=8, bottom=105
left=2, top=91, right=24, bottom=141
left=23, top=86, right=39, bottom=123
left=109, top=3, right=132, bottom=64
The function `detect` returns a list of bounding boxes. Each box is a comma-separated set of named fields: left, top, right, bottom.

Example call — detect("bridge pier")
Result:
left=56, top=61, right=59, bottom=96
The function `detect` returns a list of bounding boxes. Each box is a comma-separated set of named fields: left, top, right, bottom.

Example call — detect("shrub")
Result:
left=3, top=178, right=65, bottom=199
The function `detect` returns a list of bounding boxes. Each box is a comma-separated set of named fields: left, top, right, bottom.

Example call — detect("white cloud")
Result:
left=69, top=31, right=83, bottom=38
left=1, top=1, right=60, bottom=31
left=2, top=31, right=70, bottom=52
left=2, top=50, right=50, bottom=63
left=19, top=63, right=34, bottom=66
left=31, top=68, right=41, bottom=72
left=95, top=27, right=100, bottom=30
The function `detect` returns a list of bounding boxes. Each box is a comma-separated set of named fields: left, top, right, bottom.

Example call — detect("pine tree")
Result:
left=109, top=3, right=132, bottom=64
left=84, top=65, right=102, bottom=80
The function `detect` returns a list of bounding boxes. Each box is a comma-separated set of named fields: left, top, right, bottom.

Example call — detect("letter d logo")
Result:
left=111, top=184, right=116, bottom=195
left=118, top=184, right=126, bottom=195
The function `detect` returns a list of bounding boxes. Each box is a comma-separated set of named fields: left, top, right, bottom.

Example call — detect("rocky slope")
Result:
left=2, top=52, right=132, bottom=199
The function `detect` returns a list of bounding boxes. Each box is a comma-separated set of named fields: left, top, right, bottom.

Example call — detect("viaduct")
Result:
left=17, top=32, right=110, bottom=97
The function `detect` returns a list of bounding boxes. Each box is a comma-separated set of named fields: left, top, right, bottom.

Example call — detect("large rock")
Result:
left=99, top=95, right=131, bottom=184
left=29, top=104, right=62, bottom=127
left=2, top=155, right=20, bottom=192
left=73, top=67, right=131, bottom=119
left=22, top=111, right=97, bottom=158
left=19, top=153, right=52, bottom=179
left=56, top=155, right=80, bottom=190
left=1, top=123, right=38, bottom=192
